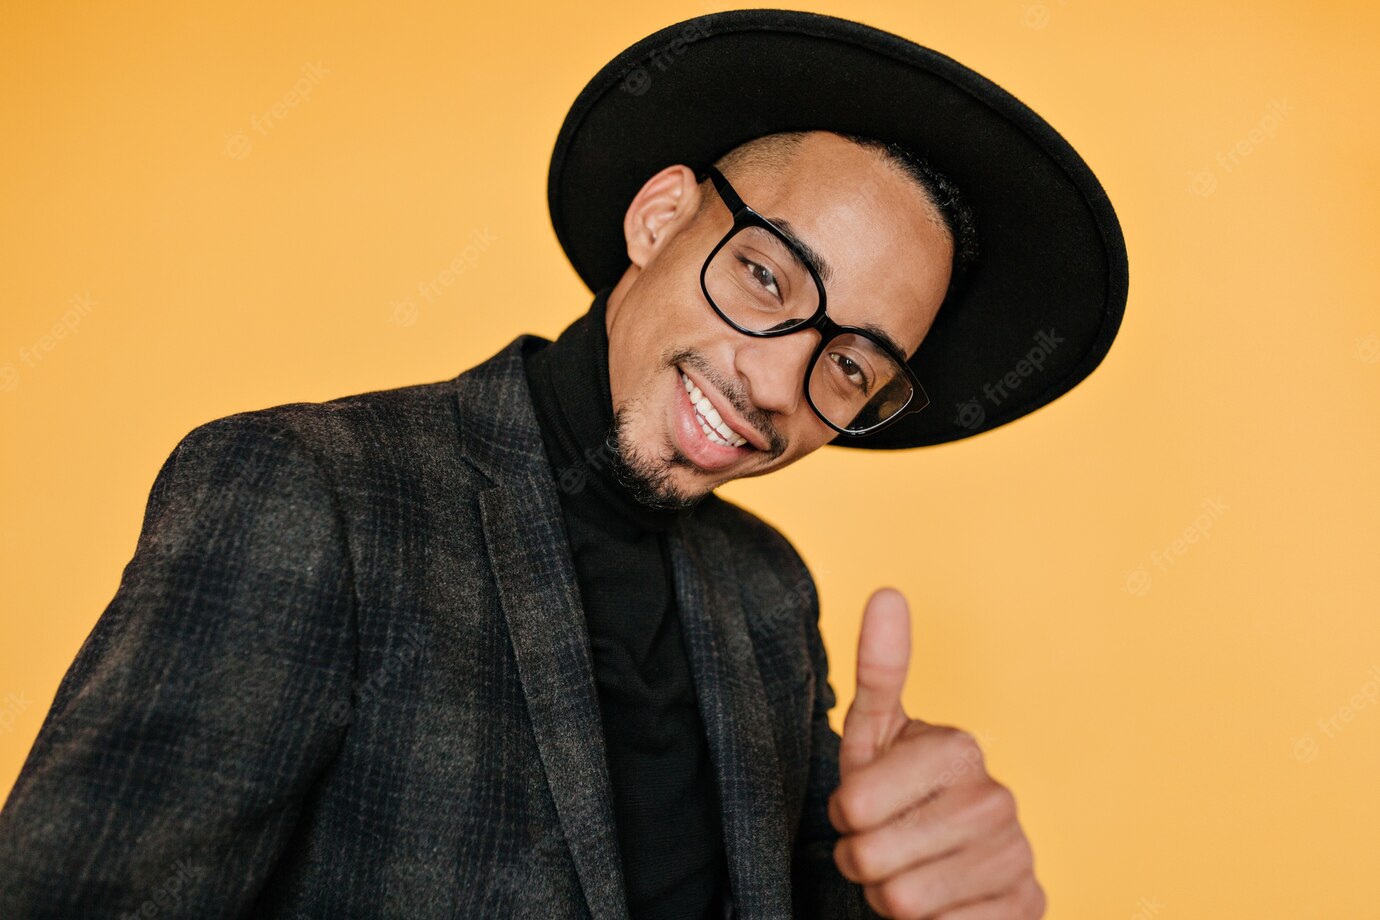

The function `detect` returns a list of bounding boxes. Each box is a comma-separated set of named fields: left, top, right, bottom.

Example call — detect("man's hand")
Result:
left=827, top=588, right=1045, bottom=919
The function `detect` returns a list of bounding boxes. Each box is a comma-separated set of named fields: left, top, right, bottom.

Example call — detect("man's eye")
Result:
left=830, top=352, right=872, bottom=394
left=736, top=255, right=780, bottom=300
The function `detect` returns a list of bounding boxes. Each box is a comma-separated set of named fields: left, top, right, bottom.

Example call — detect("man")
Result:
left=0, top=9, right=1126, bottom=919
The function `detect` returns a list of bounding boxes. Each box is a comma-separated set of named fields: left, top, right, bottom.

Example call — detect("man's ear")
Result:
left=623, top=164, right=701, bottom=269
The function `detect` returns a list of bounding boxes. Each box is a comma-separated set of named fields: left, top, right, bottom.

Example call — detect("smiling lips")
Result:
left=670, top=365, right=771, bottom=474
left=679, top=370, right=750, bottom=448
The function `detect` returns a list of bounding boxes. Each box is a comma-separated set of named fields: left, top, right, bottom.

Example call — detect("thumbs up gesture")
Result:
left=827, top=588, right=1045, bottom=919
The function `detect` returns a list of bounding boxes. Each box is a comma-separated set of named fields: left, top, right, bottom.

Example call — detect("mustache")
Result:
left=665, top=348, right=786, bottom=456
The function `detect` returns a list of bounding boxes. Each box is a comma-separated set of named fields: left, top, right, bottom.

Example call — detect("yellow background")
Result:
left=2, top=1, right=1377, bottom=916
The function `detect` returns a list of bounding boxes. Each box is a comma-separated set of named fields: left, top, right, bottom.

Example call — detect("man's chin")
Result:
left=605, top=415, right=705, bottom=512
left=613, top=450, right=706, bottom=512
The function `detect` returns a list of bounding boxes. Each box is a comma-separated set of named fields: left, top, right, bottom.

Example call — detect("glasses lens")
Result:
left=704, top=225, right=820, bottom=332
left=808, top=332, right=926, bottom=433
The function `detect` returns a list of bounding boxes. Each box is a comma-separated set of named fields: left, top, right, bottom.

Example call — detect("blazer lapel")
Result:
left=456, top=337, right=629, bottom=920
left=454, top=334, right=794, bottom=919
left=669, top=516, right=793, bottom=919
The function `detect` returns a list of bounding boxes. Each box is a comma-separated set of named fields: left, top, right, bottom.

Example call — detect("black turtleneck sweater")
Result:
left=521, top=288, right=730, bottom=920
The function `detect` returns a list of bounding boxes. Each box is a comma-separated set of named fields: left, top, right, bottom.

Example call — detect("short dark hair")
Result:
left=705, top=130, right=979, bottom=309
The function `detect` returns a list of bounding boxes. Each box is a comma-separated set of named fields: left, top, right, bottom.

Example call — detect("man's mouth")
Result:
left=679, top=369, right=749, bottom=448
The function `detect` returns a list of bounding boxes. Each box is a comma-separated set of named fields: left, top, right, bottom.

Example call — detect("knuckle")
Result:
left=1012, top=835, right=1036, bottom=875
left=846, top=838, right=882, bottom=882
left=883, top=873, right=947, bottom=920
left=835, top=787, right=867, bottom=829
left=992, top=830, right=1036, bottom=889
left=832, top=838, right=853, bottom=879
left=945, top=728, right=984, bottom=764
left=878, top=878, right=921, bottom=919
left=987, top=784, right=1019, bottom=824
left=1021, top=878, right=1048, bottom=917
left=863, top=884, right=894, bottom=918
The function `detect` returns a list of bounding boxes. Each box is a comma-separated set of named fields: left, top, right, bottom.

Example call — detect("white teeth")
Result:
left=694, top=399, right=735, bottom=444
left=701, top=419, right=735, bottom=447
left=680, top=370, right=748, bottom=448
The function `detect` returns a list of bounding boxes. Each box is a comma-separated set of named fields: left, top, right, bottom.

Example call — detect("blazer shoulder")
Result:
left=218, top=375, right=464, bottom=450
left=168, top=347, right=520, bottom=473
left=160, top=334, right=538, bottom=501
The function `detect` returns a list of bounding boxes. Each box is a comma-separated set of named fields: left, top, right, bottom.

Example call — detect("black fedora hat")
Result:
left=547, top=8, right=1128, bottom=450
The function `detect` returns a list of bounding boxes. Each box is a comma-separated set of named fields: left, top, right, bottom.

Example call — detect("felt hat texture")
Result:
left=547, top=8, right=1129, bottom=449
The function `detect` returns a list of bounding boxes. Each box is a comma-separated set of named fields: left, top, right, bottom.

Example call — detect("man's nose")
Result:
left=733, top=331, right=820, bottom=419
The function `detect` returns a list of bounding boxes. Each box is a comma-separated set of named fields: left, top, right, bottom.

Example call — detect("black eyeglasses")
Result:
left=696, top=166, right=929, bottom=437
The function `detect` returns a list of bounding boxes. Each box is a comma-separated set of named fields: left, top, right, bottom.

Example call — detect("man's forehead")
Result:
left=734, top=166, right=942, bottom=358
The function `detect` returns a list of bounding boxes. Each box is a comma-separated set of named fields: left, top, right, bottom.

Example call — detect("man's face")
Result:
left=602, top=131, right=954, bottom=510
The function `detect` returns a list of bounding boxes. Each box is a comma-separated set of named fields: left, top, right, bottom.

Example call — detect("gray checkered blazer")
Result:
left=0, top=335, right=876, bottom=919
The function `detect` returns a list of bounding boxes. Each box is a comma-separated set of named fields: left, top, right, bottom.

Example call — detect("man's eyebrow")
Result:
left=767, top=216, right=833, bottom=285
left=766, top=217, right=909, bottom=359
left=857, top=322, right=910, bottom=361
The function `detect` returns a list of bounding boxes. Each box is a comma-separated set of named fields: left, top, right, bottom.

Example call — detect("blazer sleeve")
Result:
left=790, top=574, right=885, bottom=920
left=0, top=413, right=358, bottom=918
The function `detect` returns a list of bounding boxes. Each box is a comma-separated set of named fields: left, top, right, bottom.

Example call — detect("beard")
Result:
left=604, top=403, right=705, bottom=512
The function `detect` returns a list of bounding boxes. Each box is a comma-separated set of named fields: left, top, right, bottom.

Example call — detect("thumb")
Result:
left=839, top=587, right=912, bottom=778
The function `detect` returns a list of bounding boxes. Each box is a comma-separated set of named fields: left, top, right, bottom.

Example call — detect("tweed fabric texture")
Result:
left=0, top=334, right=878, bottom=919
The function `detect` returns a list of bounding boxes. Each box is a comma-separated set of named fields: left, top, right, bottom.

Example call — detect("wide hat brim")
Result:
left=547, top=8, right=1128, bottom=449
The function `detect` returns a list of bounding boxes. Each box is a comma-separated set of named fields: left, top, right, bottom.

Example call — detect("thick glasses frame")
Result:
left=695, top=166, right=929, bottom=437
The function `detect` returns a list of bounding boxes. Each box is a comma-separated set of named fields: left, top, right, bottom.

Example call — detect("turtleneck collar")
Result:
left=521, top=287, right=685, bottom=535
